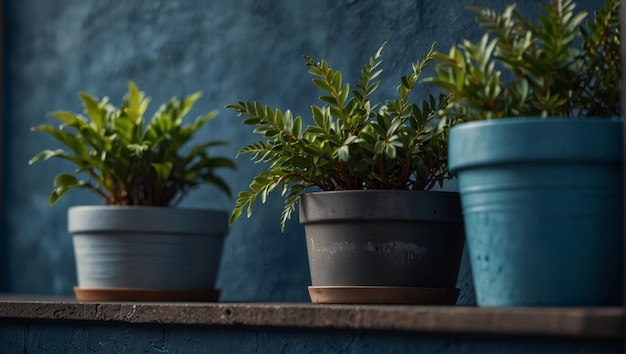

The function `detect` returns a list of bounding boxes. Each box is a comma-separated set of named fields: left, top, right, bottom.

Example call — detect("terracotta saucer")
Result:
left=73, top=287, right=220, bottom=302
left=308, top=286, right=459, bottom=305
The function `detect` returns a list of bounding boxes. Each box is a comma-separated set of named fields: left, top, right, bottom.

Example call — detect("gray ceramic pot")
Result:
left=299, top=190, right=465, bottom=288
left=68, top=206, right=228, bottom=292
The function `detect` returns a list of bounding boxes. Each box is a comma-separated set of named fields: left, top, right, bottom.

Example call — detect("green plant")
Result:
left=426, top=0, right=620, bottom=119
left=227, top=43, right=461, bottom=231
left=30, top=81, right=235, bottom=206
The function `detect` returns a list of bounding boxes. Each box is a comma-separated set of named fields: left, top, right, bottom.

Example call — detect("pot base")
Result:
left=308, top=286, right=459, bottom=305
left=74, top=287, right=220, bottom=302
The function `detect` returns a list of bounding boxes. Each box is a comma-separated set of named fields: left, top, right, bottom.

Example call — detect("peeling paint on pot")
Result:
left=322, top=240, right=357, bottom=257
left=300, top=190, right=465, bottom=288
left=366, top=241, right=428, bottom=265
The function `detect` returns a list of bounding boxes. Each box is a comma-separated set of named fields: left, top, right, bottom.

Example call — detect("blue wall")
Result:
left=1, top=0, right=599, bottom=301
left=1, top=320, right=621, bottom=353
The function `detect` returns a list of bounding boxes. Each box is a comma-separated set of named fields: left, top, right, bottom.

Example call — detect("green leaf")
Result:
left=49, top=173, right=85, bottom=206
left=151, top=162, right=173, bottom=183
left=49, top=111, right=86, bottom=130
left=289, top=155, right=311, bottom=168
left=319, top=96, right=337, bottom=106
left=384, top=143, right=396, bottom=159
left=31, top=124, right=86, bottom=157
left=337, top=145, right=350, bottom=162
left=302, top=144, right=323, bottom=157
left=34, top=82, right=235, bottom=207
left=29, top=149, right=65, bottom=165
left=230, top=191, right=253, bottom=225
left=279, top=183, right=308, bottom=232
left=311, top=106, right=326, bottom=128
left=312, top=78, right=331, bottom=92
left=331, top=71, right=343, bottom=91
left=374, top=140, right=386, bottom=155
left=339, top=83, right=350, bottom=105
left=202, top=174, right=232, bottom=198
left=228, top=41, right=465, bottom=230
left=78, top=92, right=106, bottom=132
left=293, top=116, right=302, bottom=137
left=53, top=173, right=80, bottom=188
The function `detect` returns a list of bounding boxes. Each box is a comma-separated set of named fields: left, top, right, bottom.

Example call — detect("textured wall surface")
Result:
left=1, top=0, right=598, bottom=303
left=1, top=320, right=622, bottom=354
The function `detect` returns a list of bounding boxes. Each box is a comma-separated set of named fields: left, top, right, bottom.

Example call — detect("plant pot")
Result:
left=299, top=190, right=465, bottom=304
left=68, top=206, right=228, bottom=302
left=449, top=118, right=624, bottom=306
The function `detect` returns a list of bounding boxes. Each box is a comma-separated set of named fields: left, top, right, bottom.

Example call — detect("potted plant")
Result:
left=426, top=0, right=622, bottom=306
left=227, top=43, right=465, bottom=304
left=29, top=82, right=236, bottom=301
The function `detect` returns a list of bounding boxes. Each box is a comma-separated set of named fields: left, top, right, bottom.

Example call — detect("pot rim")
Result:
left=68, top=205, right=229, bottom=235
left=449, top=117, right=623, bottom=174
left=299, top=189, right=463, bottom=224
left=451, top=116, right=622, bottom=130
left=301, top=189, right=460, bottom=196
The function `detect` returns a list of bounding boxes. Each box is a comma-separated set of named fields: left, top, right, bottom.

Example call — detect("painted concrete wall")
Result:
left=1, top=0, right=598, bottom=303
left=1, top=320, right=622, bottom=354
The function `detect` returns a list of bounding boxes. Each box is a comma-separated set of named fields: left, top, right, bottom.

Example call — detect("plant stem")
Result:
left=85, top=184, right=112, bottom=205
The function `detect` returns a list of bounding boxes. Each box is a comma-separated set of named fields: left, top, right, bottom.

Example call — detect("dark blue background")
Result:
left=1, top=0, right=598, bottom=303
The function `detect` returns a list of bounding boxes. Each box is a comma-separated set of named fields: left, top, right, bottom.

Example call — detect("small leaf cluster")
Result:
left=426, top=0, right=620, bottom=119
left=227, top=43, right=461, bottom=231
left=30, top=82, right=235, bottom=206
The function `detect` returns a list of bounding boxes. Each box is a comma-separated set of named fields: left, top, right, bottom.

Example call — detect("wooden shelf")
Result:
left=0, top=296, right=622, bottom=339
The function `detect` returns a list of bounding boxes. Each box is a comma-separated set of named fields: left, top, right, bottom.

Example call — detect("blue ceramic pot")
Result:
left=449, top=118, right=623, bottom=306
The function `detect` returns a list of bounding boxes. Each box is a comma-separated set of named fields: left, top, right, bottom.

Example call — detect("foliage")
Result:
left=227, top=43, right=461, bottom=231
left=426, top=0, right=620, bottom=119
left=30, top=82, right=235, bottom=206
